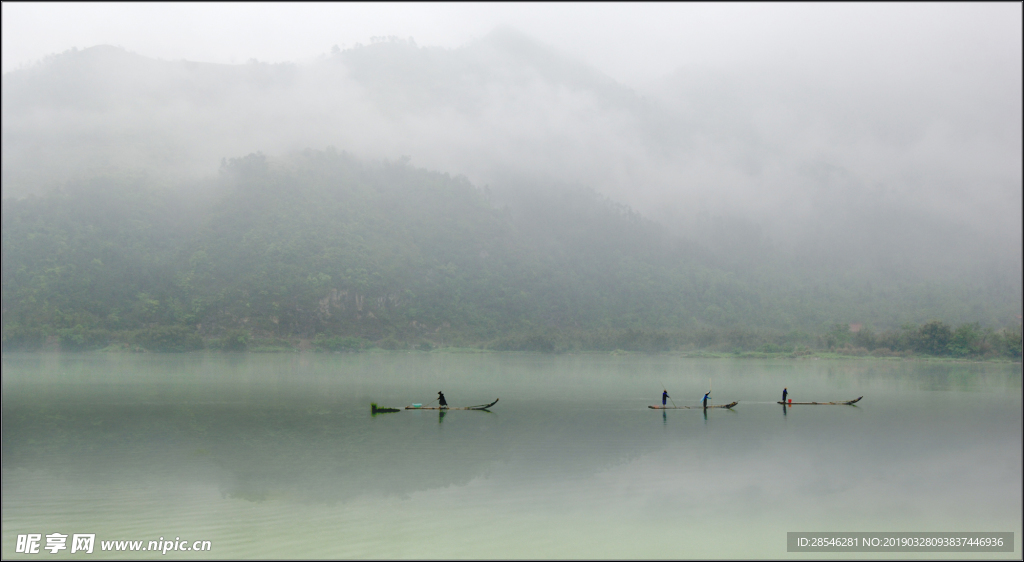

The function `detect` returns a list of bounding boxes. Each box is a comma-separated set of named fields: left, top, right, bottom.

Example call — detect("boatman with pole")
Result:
left=438, top=391, right=448, bottom=409
left=662, top=389, right=670, bottom=406
left=782, top=387, right=788, bottom=403
left=703, top=391, right=710, bottom=409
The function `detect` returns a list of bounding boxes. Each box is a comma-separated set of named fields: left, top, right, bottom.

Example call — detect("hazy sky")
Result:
left=1, top=2, right=1020, bottom=294
left=3, top=3, right=1020, bottom=86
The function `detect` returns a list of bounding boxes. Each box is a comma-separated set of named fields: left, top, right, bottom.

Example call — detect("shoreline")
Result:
left=2, top=346, right=1018, bottom=364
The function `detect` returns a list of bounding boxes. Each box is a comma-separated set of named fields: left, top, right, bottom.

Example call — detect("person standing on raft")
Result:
left=702, top=392, right=711, bottom=409
left=438, top=391, right=448, bottom=409
left=662, top=389, right=670, bottom=406
left=782, top=388, right=788, bottom=403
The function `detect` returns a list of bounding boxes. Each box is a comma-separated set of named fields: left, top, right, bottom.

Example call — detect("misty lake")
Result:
left=2, top=352, right=1020, bottom=559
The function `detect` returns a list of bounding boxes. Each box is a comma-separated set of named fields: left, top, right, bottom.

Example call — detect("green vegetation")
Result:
left=131, top=326, right=204, bottom=353
left=2, top=149, right=1020, bottom=358
left=313, top=334, right=369, bottom=352
left=820, top=321, right=1020, bottom=360
left=370, top=403, right=401, bottom=415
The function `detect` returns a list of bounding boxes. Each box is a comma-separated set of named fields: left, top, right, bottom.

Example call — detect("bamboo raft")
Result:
left=778, top=396, right=863, bottom=405
left=406, top=398, right=499, bottom=410
left=649, top=401, right=739, bottom=410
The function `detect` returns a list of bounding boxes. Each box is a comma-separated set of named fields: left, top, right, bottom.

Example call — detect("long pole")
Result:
left=660, top=382, right=677, bottom=408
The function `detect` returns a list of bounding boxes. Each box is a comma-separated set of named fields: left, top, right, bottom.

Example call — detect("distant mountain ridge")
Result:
left=1, top=29, right=649, bottom=196
left=3, top=148, right=1018, bottom=355
left=2, top=29, right=1020, bottom=339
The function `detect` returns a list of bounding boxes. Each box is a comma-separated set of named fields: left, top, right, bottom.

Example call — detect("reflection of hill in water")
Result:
left=1, top=402, right=494, bottom=504
left=1, top=398, right=690, bottom=506
left=0, top=353, right=682, bottom=505
left=4, top=354, right=1018, bottom=507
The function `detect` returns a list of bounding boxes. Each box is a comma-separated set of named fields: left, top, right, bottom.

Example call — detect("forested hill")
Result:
left=4, top=36, right=1019, bottom=295
left=1, top=34, right=1020, bottom=354
left=2, top=150, right=1019, bottom=356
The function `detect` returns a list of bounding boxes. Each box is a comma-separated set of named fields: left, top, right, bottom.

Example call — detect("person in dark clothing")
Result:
left=703, top=392, right=710, bottom=408
left=662, top=390, right=670, bottom=406
left=782, top=388, right=788, bottom=403
left=438, top=391, right=448, bottom=409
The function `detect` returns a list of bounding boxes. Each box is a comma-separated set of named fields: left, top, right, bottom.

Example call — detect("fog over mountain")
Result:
left=2, top=17, right=1022, bottom=342
left=4, top=25, right=1020, bottom=283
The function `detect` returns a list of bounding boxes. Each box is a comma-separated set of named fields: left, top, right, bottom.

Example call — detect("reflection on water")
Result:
left=2, top=353, right=1021, bottom=558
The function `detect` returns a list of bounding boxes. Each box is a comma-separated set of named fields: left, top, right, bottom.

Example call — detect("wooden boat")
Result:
left=777, top=396, right=862, bottom=405
left=649, top=401, right=738, bottom=410
left=406, top=398, right=499, bottom=410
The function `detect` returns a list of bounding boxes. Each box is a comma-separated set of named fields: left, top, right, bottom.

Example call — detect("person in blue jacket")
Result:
left=702, top=392, right=711, bottom=408
left=782, top=388, right=788, bottom=403
left=662, top=389, right=670, bottom=406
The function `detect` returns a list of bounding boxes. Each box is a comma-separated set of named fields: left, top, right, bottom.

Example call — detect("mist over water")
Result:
left=2, top=353, right=1020, bottom=558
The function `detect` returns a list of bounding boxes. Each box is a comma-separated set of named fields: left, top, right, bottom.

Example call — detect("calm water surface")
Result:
left=2, top=353, right=1020, bottom=559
